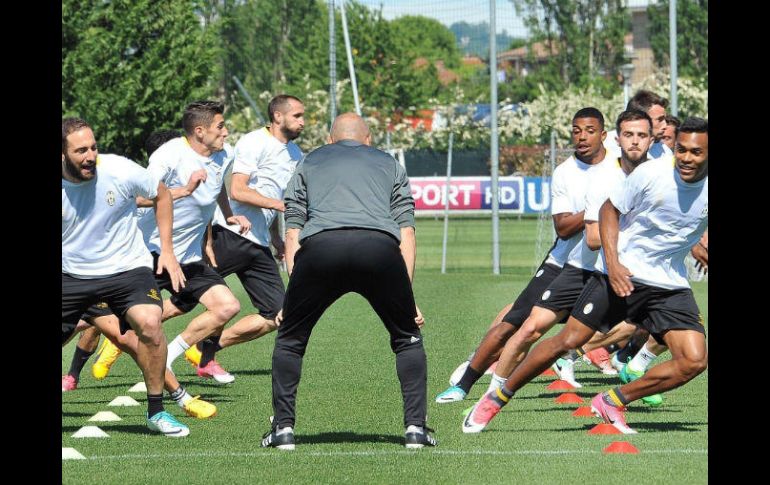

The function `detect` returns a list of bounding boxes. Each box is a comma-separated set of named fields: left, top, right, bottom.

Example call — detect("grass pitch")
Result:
left=62, top=216, right=707, bottom=484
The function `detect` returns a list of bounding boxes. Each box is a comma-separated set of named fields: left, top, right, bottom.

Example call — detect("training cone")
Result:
left=588, top=423, right=622, bottom=435
left=572, top=406, right=595, bottom=417
left=540, top=368, right=557, bottom=377
left=603, top=441, right=640, bottom=454
left=547, top=379, right=575, bottom=390
left=555, top=392, right=584, bottom=404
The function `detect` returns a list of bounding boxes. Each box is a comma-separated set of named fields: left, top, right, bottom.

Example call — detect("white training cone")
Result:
left=128, top=381, right=147, bottom=393
left=89, top=411, right=122, bottom=422
left=72, top=426, right=110, bottom=438
left=108, top=395, right=140, bottom=406
left=62, top=447, right=86, bottom=459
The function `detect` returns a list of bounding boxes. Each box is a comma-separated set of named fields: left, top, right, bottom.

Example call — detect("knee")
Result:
left=212, top=298, right=241, bottom=323
left=560, top=332, right=589, bottom=353
left=135, top=315, right=164, bottom=347
left=490, top=323, right=515, bottom=345
left=518, top=321, right=542, bottom=344
left=678, top=354, right=708, bottom=381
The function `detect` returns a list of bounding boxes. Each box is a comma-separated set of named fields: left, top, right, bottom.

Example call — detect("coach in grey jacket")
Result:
left=261, top=113, right=436, bottom=450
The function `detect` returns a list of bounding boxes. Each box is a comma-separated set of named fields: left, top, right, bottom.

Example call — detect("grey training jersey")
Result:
left=284, top=140, right=414, bottom=242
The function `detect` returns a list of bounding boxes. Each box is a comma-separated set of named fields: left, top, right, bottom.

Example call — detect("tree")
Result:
left=390, top=16, right=462, bottom=69
left=648, top=0, right=708, bottom=83
left=62, top=0, right=218, bottom=162
left=510, top=0, right=629, bottom=96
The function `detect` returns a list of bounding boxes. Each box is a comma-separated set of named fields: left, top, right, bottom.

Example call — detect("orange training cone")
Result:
left=540, top=368, right=557, bottom=377
left=603, top=441, right=640, bottom=454
left=547, top=379, right=575, bottom=390
left=572, top=406, right=595, bottom=417
left=588, top=423, right=622, bottom=435
left=555, top=393, right=584, bottom=404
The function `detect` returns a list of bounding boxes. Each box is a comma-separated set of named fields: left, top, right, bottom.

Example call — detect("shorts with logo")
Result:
left=571, top=272, right=705, bottom=344
left=62, top=267, right=163, bottom=344
left=535, top=264, right=595, bottom=316
left=502, top=261, right=565, bottom=326
left=170, top=225, right=284, bottom=318
left=152, top=252, right=227, bottom=303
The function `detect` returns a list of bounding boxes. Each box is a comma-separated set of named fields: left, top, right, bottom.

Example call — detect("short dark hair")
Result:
left=627, top=90, right=668, bottom=113
left=62, top=117, right=91, bottom=152
left=679, top=117, right=708, bottom=135
left=182, top=100, right=224, bottom=135
left=615, top=110, right=653, bottom=134
left=572, top=107, right=605, bottom=130
left=666, top=115, right=681, bottom=136
left=145, top=129, right=182, bottom=156
left=267, top=95, right=302, bottom=123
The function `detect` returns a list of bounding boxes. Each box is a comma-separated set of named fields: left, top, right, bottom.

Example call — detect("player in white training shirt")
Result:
left=62, top=117, right=190, bottom=437
left=460, top=110, right=657, bottom=432
left=165, top=95, right=305, bottom=378
left=604, top=90, right=672, bottom=161
left=435, top=107, right=611, bottom=404
left=464, top=116, right=708, bottom=434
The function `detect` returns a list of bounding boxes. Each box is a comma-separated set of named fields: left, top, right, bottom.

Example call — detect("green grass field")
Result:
left=62, top=217, right=707, bottom=484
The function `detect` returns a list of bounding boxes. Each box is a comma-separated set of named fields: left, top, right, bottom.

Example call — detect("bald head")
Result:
left=330, top=113, right=371, bottom=144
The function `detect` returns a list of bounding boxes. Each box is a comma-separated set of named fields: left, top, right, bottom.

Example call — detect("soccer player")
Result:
left=435, top=107, right=611, bottom=403
left=660, top=115, right=680, bottom=150
left=62, top=117, right=190, bottom=437
left=261, top=113, right=434, bottom=450
left=463, top=117, right=708, bottom=434
left=605, top=90, right=672, bottom=160
left=164, top=95, right=305, bottom=377
left=63, top=129, right=184, bottom=391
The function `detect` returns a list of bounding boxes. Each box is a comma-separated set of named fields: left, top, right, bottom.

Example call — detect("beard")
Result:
left=62, top=154, right=96, bottom=181
left=281, top=125, right=302, bottom=141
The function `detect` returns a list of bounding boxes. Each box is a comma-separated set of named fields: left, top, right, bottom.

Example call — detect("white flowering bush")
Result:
left=226, top=70, right=707, bottom=155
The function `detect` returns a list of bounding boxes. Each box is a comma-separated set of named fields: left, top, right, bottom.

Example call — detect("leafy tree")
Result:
left=62, top=0, right=218, bottom=163
left=390, top=16, right=462, bottom=69
left=648, top=0, right=708, bottom=83
left=509, top=0, right=628, bottom=97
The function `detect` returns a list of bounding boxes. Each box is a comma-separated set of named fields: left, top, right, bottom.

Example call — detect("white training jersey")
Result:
left=545, top=154, right=609, bottom=267
left=62, top=154, right=157, bottom=278
left=138, top=137, right=234, bottom=264
left=565, top=158, right=627, bottom=271
left=212, top=127, right=303, bottom=247
left=604, top=129, right=672, bottom=161
left=600, top=156, right=708, bottom=290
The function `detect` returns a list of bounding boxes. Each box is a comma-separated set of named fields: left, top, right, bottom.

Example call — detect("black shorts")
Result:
left=153, top=252, right=226, bottom=303
left=502, top=261, right=564, bottom=326
left=571, top=272, right=706, bottom=344
left=535, top=264, right=594, bottom=315
left=170, top=226, right=284, bottom=318
left=62, top=267, right=163, bottom=343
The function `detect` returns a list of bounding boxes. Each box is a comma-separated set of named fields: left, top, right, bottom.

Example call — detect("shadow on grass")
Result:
left=299, top=431, right=402, bottom=445
left=61, top=411, right=93, bottom=418
left=61, top=424, right=151, bottom=435
left=225, top=369, right=272, bottom=377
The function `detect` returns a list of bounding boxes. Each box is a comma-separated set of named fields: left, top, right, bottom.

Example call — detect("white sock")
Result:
left=167, top=335, right=190, bottom=369
left=406, top=425, right=423, bottom=434
left=486, top=372, right=507, bottom=394
left=627, top=344, right=658, bottom=373
left=276, top=426, right=293, bottom=435
left=175, top=390, right=192, bottom=407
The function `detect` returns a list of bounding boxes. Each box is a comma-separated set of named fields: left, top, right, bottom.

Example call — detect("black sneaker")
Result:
left=405, top=425, right=437, bottom=449
left=261, top=426, right=295, bottom=450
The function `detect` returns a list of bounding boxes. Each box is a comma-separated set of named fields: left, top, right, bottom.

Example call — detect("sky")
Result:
left=352, top=0, right=658, bottom=35
left=354, top=0, right=529, bottom=36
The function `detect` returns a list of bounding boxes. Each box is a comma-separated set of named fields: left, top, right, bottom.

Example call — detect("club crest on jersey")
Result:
left=106, top=191, right=116, bottom=206
left=701, top=205, right=708, bottom=217
left=541, top=290, right=551, bottom=301
left=583, top=303, right=594, bottom=314
left=535, top=269, right=544, bottom=278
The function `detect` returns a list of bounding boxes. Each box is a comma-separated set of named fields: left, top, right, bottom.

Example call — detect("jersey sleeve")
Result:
left=283, top=161, right=308, bottom=229
left=549, top=164, right=573, bottom=215
left=120, top=157, right=158, bottom=200
left=390, top=162, right=415, bottom=228
left=146, top=142, right=179, bottom=187
left=232, top=135, right=261, bottom=176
